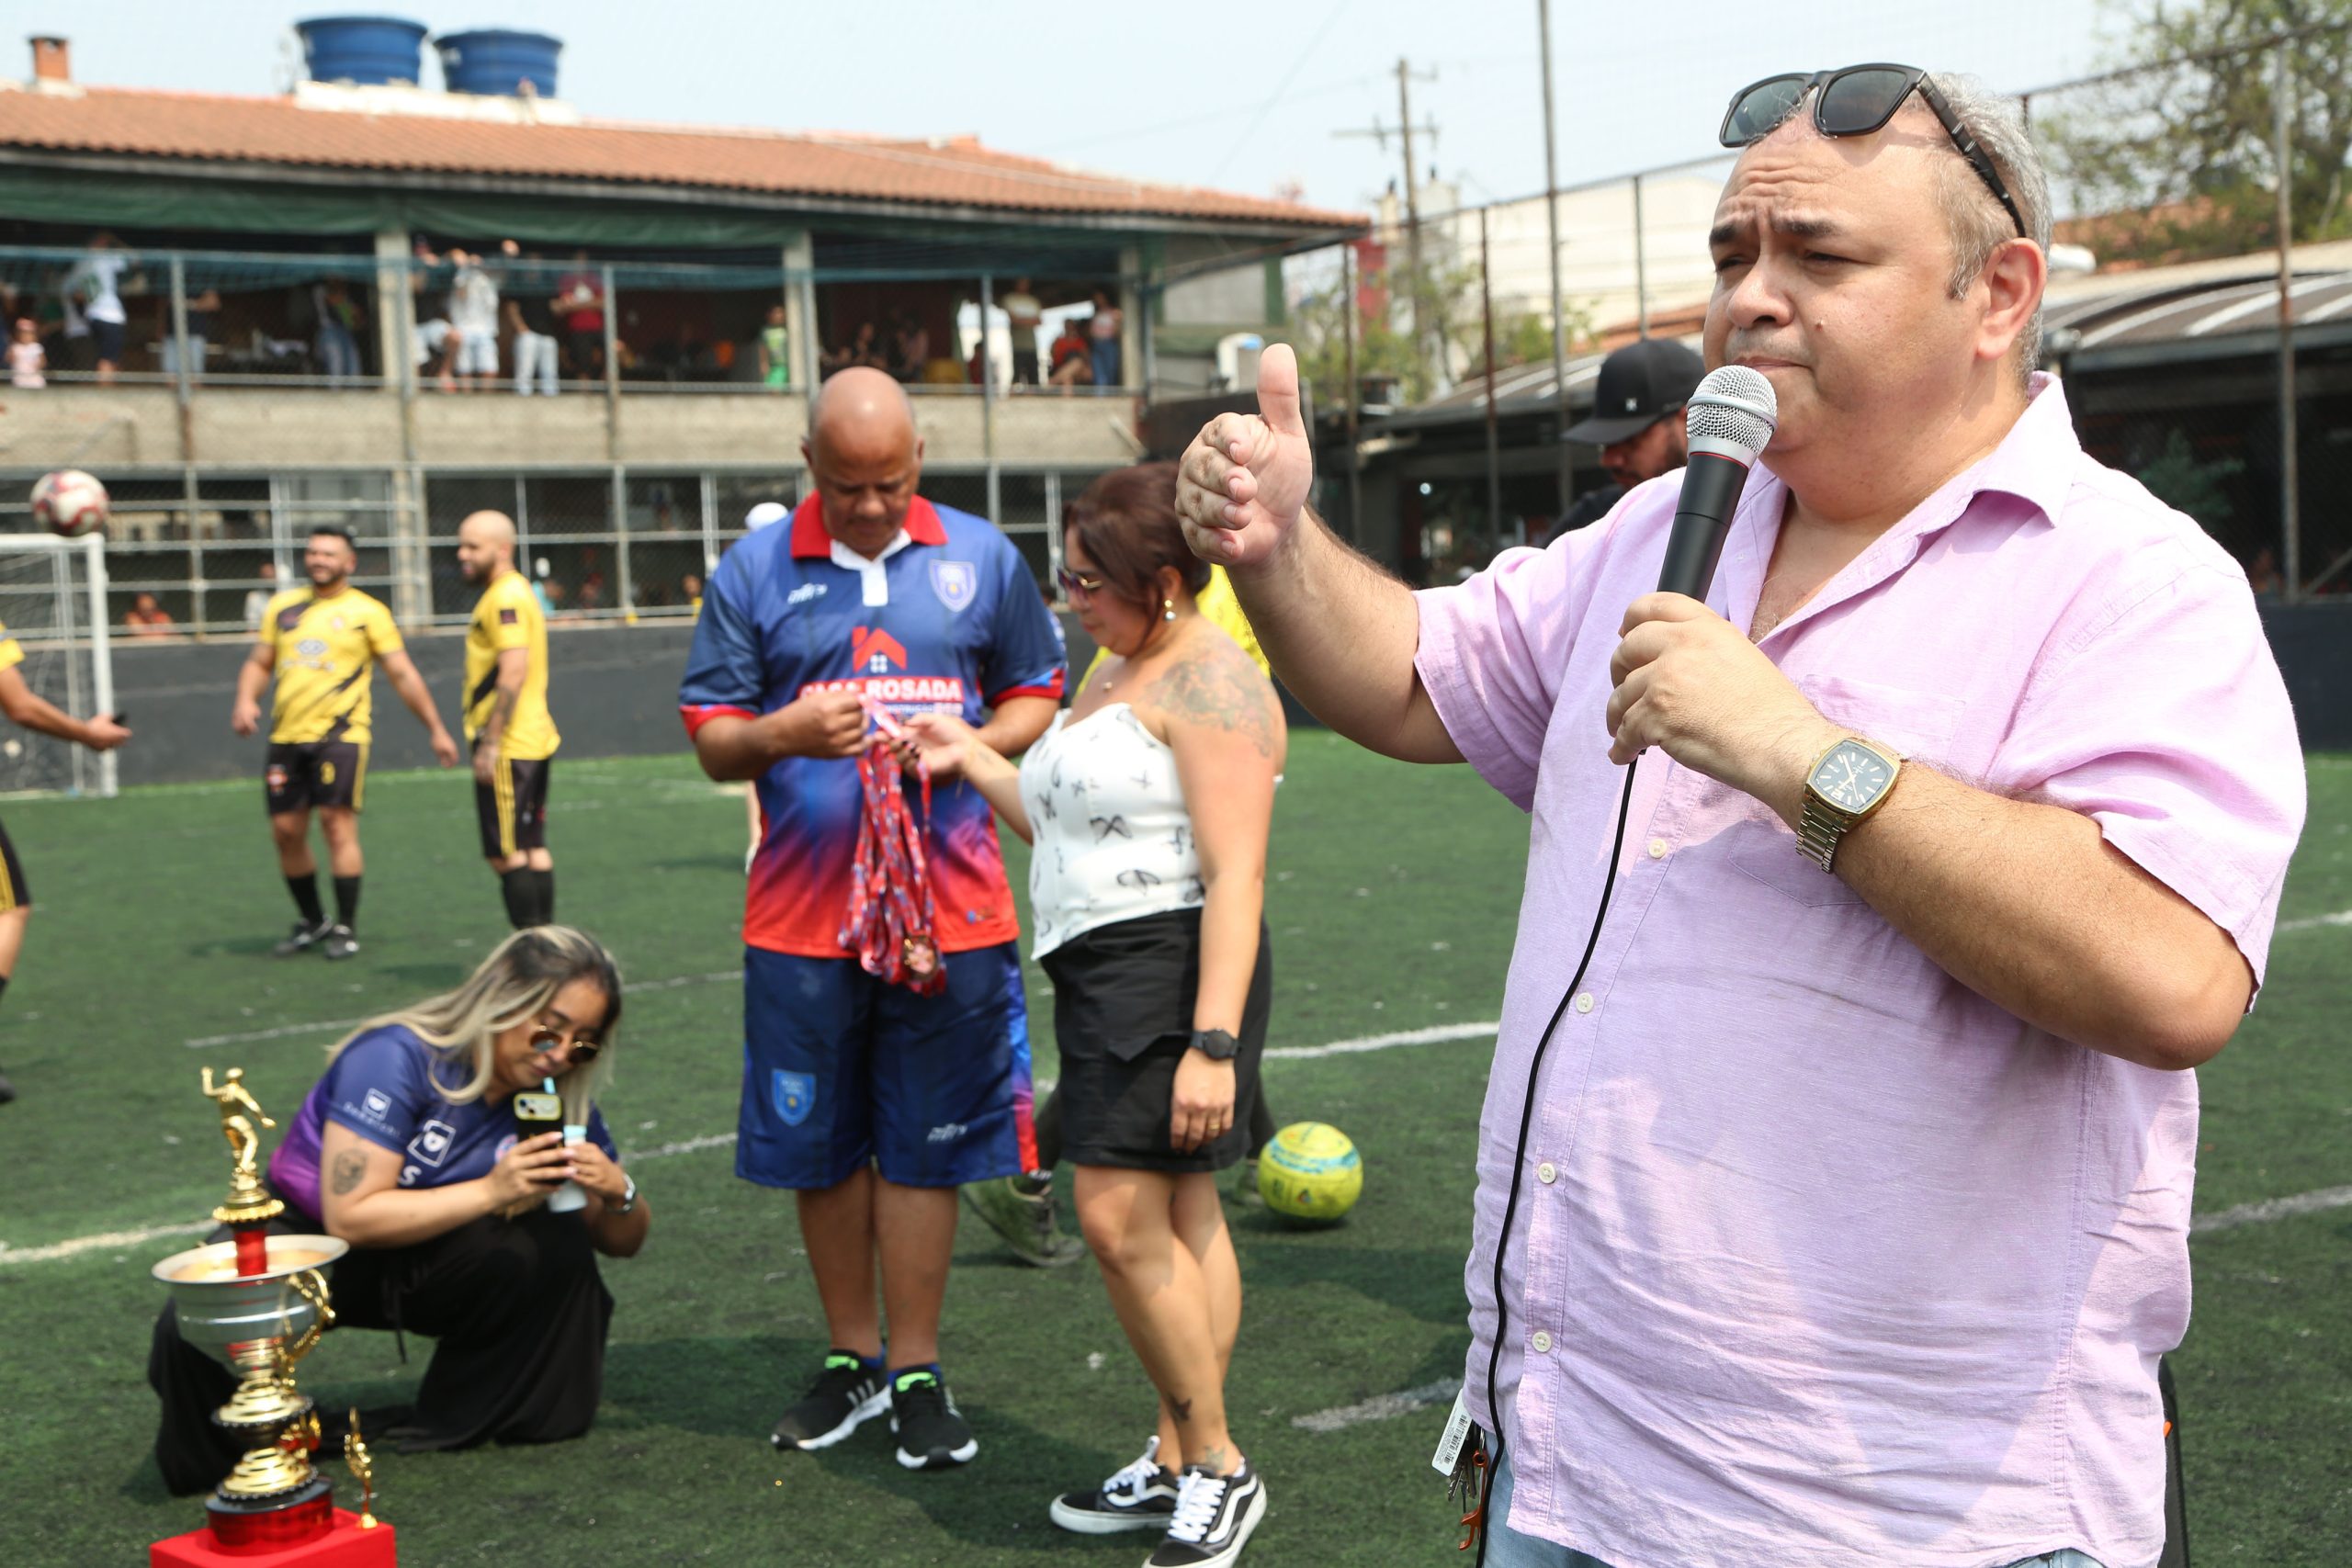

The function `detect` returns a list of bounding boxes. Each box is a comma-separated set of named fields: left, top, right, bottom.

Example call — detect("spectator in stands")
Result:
left=125, top=592, right=175, bottom=638
left=414, top=316, right=458, bottom=393
left=63, top=233, right=136, bottom=386
left=1089, top=289, right=1123, bottom=389
left=158, top=287, right=220, bottom=380
left=314, top=278, right=364, bottom=385
left=1001, top=276, right=1043, bottom=385
left=243, top=562, right=279, bottom=632
left=447, top=244, right=508, bottom=392
left=507, top=270, right=560, bottom=396
left=892, top=312, right=931, bottom=383
left=1047, top=317, right=1093, bottom=392
left=760, top=303, right=791, bottom=390
left=681, top=572, right=703, bottom=616
left=8, top=319, right=46, bottom=389
left=557, top=251, right=605, bottom=381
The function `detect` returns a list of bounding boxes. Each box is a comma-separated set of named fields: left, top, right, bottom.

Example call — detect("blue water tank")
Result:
left=435, top=29, right=562, bottom=97
left=295, top=16, right=428, bottom=85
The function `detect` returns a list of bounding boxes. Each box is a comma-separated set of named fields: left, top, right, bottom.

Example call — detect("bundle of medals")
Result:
left=839, top=694, right=946, bottom=996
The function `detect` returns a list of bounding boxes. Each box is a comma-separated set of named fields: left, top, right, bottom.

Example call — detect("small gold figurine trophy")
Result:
left=151, top=1067, right=380, bottom=1562
left=345, top=1409, right=381, bottom=1529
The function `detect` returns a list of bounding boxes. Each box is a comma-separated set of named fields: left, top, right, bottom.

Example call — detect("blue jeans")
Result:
left=1483, top=1450, right=2109, bottom=1568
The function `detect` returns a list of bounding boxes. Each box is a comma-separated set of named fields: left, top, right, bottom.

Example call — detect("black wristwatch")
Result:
left=1188, top=1028, right=1239, bottom=1061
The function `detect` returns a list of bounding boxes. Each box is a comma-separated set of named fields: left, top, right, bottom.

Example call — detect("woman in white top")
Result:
left=910, top=461, right=1283, bottom=1564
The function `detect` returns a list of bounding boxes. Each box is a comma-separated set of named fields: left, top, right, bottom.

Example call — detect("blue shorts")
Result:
left=737, top=942, right=1037, bottom=1190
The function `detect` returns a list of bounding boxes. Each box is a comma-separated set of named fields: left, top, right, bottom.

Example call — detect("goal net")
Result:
left=0, top=534, right=116, bottom=798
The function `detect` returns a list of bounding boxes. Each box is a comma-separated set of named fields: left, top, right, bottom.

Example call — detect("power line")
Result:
left=1209, top=0, right=1353, bottom=183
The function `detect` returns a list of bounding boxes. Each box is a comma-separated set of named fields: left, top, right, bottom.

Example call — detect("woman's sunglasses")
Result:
left=1718, top=64, right=2026, bottom=240
left=529, top=1015, right=601, bottom=1066
left=1054, top=565, right=1107, bottom=601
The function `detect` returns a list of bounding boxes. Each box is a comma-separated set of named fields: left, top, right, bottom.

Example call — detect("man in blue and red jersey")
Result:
left=681, top=367, right=1063, bottom=1471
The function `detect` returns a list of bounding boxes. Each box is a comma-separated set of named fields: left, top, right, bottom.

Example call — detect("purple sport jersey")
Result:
left=269, top=1023, right=615, bottom=1215
left=679, top=494, right=1066, bottom=957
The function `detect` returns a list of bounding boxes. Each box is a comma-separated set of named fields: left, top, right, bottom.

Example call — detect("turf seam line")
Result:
left=1291, top=1378, right=1462, bottom=1433
left=2190, top=1183, right=2352, bottom=1233
left=2274, top=907, right=2352, bottom=933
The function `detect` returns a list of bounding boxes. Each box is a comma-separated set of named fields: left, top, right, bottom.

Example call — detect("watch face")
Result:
left=1810, top=740, right=1894, bottom=812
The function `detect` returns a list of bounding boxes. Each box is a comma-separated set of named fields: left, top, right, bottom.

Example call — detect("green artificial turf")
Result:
left=0, top=740, right=2344, bottom=1562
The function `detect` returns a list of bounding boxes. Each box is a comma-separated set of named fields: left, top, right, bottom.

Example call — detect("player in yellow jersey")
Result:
left=231, top=525, right=458, bottom=961
left=0, top=624, right=130, bottom=1104
left=456, top=513, right=561, bottom=929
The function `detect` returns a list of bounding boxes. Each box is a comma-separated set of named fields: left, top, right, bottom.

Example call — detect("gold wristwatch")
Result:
left=1797, top=735, right=1902, bottom=874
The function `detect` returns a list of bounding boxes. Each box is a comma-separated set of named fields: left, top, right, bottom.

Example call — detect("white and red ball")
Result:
left=31, top=469, right=108, bottom=537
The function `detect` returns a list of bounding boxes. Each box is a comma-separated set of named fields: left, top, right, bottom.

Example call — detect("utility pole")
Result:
left=1536, top=0, right=1572, bottom=517
left=1336, top=61, right=1441, bottom=392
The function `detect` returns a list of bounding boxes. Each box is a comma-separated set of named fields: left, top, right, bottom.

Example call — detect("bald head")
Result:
left=456, top=510, right=518, bottom=584
left=802, top=367, right=925, bottom=558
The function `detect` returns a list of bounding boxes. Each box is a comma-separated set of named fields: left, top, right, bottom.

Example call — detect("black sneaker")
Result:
left=1148, top=1462, right=1267, bottom=1567
left=1229, top=1155, right=1264, bottom=1210
left=889, top=1366, right=978, bottom=1471
left=963, top=1172, right=1087, bottom=1268
left=272, top=919, right=332, bottom=957
left=770, top=1352, right=888, bottom=1452
left=319, top=924, right=360, bottom=961
left=1049, top=1435, right=1180, bottom=1533
left=0, top=1067, right=15, bottom=1105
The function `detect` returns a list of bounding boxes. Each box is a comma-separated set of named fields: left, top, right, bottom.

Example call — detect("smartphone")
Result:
left=513, top=1088, right=563, bottom=1150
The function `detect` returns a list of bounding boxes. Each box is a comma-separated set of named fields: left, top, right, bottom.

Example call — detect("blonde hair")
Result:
left=328, top=925, right=624, bottom=1127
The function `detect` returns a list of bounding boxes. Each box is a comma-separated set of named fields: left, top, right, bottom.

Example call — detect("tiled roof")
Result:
left=0, top=85, right=1362, bottom=231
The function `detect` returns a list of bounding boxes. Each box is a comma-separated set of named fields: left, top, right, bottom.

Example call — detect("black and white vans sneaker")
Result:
left=890, top=1366, right=978, bottom=1470
left=1048, top=1435, right=1181, bottom=1533
left=1147, top=1462, right=1267, bottom=1567
left=318, top=923, right=361, bottom=961
left=770, top=1352, right=888, bottom=1451
left=272, top=919, right=333, bottom=957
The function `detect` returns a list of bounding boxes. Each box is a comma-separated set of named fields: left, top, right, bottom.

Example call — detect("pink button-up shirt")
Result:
left=1413, top=376, right=2303, bottom=1568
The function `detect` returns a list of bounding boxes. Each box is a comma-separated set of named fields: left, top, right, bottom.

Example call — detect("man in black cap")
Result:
left=1542, top=337, right=1704, bottom=545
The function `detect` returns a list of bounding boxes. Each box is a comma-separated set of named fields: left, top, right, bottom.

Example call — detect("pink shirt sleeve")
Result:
left=1988, top=547, right=2305, bottom=989
left=1413, top=507, right=1629, bottom=811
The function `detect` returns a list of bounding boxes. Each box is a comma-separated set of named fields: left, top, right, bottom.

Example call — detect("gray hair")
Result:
left=328, top=925, right=623, bottom=1127
left=1757, top=72, right=2052, bottom=383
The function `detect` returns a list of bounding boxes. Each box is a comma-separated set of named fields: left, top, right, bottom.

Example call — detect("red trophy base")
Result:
left=152, top=1509, right=397, bottom=1567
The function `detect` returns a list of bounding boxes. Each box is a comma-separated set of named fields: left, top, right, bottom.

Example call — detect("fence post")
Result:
left=612, top=465, right=634, bottom=620
left=169, top=254, right=195, bottom=464
left=602, top=265, right=622, bottom=464
left=1342, top=241, right=1362, bottom=542
left=980, top=273, right=1001, bottom=526
left=2273, top=42, right=2300, bottom=604
left=1537, top=0, right=1573, bottom=517
left=1044, top=470, right=1064, bottom=588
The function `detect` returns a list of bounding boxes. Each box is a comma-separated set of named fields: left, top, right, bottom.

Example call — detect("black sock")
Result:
left=1031, top=1084, right=1062, bottom=1174
left=530, top=868, right=556, bottom=926
left=0, top=972, right=12, bottom=1011
left=286, top=874, right=324, bottom=926
left=333, top=875, right=361, bottom=930
left=500, top=868, right=535, bottom=929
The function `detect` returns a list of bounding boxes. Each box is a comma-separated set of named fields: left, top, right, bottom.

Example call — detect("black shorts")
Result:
left=91, top=318, right=126, bottom=365
left=1038, top=909, right=1271, bottom=1174
left=0, top=817, right=30, bottom=911
left=476, top=754, right=551, bottom=860
left=265, top=739, right=367, bottom=816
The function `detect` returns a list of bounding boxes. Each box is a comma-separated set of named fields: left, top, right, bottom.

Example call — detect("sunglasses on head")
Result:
left=1719, top=64, right=2026, bottom=240
left=529, top=1015, right=601, bottom=1066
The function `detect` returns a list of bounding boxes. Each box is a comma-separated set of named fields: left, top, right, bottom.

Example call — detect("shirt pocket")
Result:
left=1729, top=674, right=1968, bottom=908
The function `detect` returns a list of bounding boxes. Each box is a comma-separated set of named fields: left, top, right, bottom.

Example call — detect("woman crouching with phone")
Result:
left=909, top=461, right=1283, bottom=1568
left=148, top=926, right=650, bottom=1492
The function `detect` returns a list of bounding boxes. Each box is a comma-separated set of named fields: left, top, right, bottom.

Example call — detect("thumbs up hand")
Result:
left=1176, top=343, right=1314, bottom=570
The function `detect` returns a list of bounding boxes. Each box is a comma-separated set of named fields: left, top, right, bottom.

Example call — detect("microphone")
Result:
left=1655, top=365, right=1778, bottom=600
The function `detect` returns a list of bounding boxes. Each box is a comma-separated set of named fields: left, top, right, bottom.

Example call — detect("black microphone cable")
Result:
left=1474, top=755, right=1640, bottom=1566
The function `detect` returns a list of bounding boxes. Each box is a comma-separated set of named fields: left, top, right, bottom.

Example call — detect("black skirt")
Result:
left=1039, top=908, right=1271, bottom=1173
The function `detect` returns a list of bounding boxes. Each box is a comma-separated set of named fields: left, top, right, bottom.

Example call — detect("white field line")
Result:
left=2191, top=1184, right=2352, bottom=1233
left=1292, top=1378, right=1461, bottom=1433
left=1264, top=1021, right=1500, bottom=1060
left=2276, top=908, right=2352, bottom=933
left=182, top=970, right=741, bottom=1049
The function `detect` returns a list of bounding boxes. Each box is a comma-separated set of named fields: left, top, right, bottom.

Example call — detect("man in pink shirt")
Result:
left=1176, top=68, right=2303, bottom=1568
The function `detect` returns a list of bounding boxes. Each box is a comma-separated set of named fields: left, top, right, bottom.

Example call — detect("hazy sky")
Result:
left=32, top=0, right=2122, bottom=214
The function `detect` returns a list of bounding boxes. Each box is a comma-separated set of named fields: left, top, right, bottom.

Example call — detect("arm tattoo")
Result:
left=330, top=1148, right=368, bottom=1196
left=1150, top=646, right=1278, bottom=757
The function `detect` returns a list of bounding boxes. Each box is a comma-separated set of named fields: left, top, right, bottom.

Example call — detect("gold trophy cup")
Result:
left=152, top=1068, right=350, bottom=1551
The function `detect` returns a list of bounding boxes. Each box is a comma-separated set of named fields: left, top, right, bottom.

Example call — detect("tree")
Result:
left=2042, top=1, right=2352, bottom=265
left=1291, top=248, right=1592, bottom=408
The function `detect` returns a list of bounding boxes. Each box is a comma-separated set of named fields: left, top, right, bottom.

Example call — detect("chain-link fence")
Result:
left=1293, top=34, right=2350, bottom=597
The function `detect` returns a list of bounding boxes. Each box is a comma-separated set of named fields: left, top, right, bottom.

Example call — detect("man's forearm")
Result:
left=693, top=714, right=791, bottom=782
left=1804, top=761, right=2249, bottom=1070
left=481, top=680, right=522, bottom=749
left=390, top=667, right=446, bottom=734
left=1225, top=508, right=1457, bottom=763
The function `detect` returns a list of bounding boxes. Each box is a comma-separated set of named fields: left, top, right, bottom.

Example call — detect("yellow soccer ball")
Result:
left=1258, top=1122, right=1363, bottom=1224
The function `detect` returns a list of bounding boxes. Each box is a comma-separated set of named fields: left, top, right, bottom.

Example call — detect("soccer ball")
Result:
left=31, top=469, right=108, bottom=537
left=1258, top=1122, right=1363, bottom=1224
